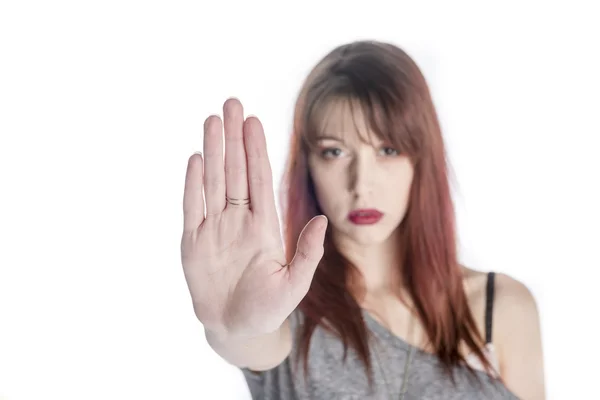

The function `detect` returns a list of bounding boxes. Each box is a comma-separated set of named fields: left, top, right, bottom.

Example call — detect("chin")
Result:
left=345, top=227, right=396, bottom=246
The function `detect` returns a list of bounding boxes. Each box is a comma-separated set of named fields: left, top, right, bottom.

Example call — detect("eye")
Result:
left=321, top=147, right=344, bottom=158
left=379, top=146, right=399, bottom=156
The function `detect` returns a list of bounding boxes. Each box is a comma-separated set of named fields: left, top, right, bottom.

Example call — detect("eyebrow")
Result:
left=315, top=134, right=386, bottom=148
left=314, top=135, right=345, bottom=142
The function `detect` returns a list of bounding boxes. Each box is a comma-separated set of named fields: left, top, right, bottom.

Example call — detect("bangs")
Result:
left=300, top=76, right=421, bottom=159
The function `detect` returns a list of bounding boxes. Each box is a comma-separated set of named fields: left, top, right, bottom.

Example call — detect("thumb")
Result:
left=287, top=215, right=328, bottom=295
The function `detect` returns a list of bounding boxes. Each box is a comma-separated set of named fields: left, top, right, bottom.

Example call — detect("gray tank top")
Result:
left=241, top=273, right=519, bottom=399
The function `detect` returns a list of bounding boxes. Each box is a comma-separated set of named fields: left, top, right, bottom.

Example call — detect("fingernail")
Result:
left=317, top=215, right=328, bottom=230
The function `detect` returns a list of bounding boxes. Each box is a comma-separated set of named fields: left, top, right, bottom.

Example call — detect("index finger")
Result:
left=183, top=152, right=205, bottom=233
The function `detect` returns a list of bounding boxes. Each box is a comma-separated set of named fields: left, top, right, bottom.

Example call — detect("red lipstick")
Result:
left=348, top=209, right=383, bottom=225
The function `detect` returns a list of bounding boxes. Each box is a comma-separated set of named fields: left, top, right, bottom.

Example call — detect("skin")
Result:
left=307, top=98, right=546, bottom=400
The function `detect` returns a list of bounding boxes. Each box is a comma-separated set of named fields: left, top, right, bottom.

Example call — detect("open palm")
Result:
left=181, top=98, right=327, bottom=338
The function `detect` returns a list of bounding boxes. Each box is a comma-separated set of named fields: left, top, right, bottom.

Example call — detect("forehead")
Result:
left=315, top=97, right=381, bottom=145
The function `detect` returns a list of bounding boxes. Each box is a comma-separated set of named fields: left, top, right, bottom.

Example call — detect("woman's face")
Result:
left=307, top=100, right=414, bottom=246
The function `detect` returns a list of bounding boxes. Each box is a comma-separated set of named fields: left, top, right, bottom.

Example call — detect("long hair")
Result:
left=280, top=40, right=494, bottom=383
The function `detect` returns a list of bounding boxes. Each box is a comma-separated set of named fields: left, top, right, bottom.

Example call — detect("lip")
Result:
left=347, top=209, right=383, bottom=225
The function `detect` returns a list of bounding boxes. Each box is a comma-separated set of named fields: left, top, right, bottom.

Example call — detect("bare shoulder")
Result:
left=492, top=272, right=540, bottom=329
left=461, top=267, right=538, bottom=317
left=491, top=273, right=546, bottom=398
left=462, top=267, right=546, bottom=399
left=461, top=267, right=541, bottom=343
left=491, top=273, right=541, bottom=350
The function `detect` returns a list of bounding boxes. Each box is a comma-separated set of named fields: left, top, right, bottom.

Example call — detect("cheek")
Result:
left=312, top=172, right=341, bottom=206
left=387, top=159, right=414, bottom=186
left=392, top=168, right=414, bottom=205
left=309, top=163, right=345, bottom=210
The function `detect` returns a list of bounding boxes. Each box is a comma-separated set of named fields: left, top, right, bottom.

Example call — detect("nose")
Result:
left=348, top=151, right=374, bottom=198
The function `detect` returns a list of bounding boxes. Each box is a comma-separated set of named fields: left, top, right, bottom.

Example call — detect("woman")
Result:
left=181, top=40, right=545, bottom=399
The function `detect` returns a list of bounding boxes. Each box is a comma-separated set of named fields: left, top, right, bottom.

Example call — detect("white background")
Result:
left=1, top=1, right=598, bottom=399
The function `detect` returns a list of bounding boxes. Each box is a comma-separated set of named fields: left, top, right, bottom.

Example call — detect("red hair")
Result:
left=280, top=41, right=494, bottom=383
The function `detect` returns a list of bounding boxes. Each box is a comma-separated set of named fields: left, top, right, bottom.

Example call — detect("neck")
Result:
left=333, top=229, right=403, bottom=296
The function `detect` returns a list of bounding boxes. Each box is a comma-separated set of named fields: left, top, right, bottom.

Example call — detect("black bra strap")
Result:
left=485, top=271, right=496, bottom=344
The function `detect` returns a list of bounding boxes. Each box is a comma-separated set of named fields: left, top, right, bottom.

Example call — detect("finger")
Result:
left=203, top=115, right=226, bottom=215
left=223, top=98, right=250, bottom=206
left=244, top=116, right=276, bottom=218
left=183, top=152, right=205, bottom=233
left=287, top=216, right=328, bottom=296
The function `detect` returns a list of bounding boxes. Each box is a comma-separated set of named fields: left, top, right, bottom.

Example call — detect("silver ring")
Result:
left=226, top=196, right=250, bottom=206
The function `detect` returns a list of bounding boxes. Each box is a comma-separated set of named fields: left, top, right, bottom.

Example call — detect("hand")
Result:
left=181, top=98, right=328, bottom=338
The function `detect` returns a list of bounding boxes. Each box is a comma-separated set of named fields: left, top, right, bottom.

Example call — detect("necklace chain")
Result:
left=399, top=346, right=414, bottom=400
left=370, top=312, right=417, bottom=400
